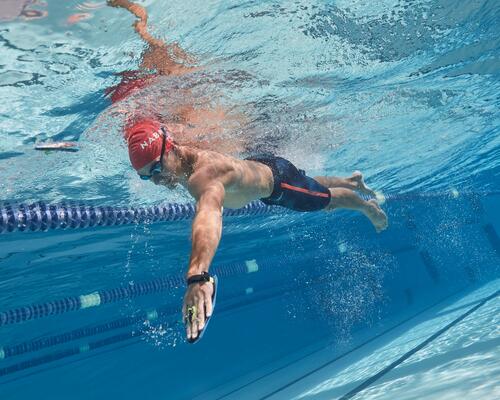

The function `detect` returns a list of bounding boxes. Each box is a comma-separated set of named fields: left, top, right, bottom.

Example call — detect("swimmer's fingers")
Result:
left=202, top=281, right=214, bottom=318
left=204, top=287, right=213, bottom=318
left=182, top=301, right=187, bottom=324
left=182, top=284, right=206, bottom=341
left=182, top=293, right=192, bottom=339
left=197, top=296, right=205, bottom=333
left=183, top=303, right=195, bottom=340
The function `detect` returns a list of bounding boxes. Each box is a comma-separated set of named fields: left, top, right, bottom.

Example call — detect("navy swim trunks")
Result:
left=246, top=155, right=331, bottom=212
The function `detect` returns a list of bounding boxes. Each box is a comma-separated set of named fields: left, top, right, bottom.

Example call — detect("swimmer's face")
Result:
left=152, top=169, right=179, bottom=189
left=138, top=158, right=178, bottom=189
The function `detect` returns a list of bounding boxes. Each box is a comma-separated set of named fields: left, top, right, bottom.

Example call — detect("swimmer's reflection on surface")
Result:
left=0, top=0, right=48, bottom=22
left=106, top=0, right=248, bottom=156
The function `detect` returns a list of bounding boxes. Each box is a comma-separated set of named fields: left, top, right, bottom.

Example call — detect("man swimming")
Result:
left=126, top=120, right=388, bottom=343
left=109, top=0, right=388, bottom=343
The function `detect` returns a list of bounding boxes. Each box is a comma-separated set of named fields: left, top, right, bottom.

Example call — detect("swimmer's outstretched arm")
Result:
left=182, top=179, right=225, bottom=341
left=187, top=182, right=224, bottom=278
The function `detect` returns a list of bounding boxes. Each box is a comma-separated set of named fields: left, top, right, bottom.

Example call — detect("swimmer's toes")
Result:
left=379, top=217, right=389, bottom=232
left=368, top=199, right=381, bottom=210
left=378, top=212, right=389, bottom=232
left=353, top=171, right=376, bottom=196
left=368, top=200, right=388, bottom=232
left=352, top=170, right=363, bottom=179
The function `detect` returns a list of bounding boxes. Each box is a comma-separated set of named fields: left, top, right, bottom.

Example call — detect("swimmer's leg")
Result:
left=314, top=171, right=375, bottom=196
left=325, top=188, right=388, bottom=232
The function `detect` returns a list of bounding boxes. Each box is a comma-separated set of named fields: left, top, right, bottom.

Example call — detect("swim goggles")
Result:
left=138, top=128, right=169, bottom=180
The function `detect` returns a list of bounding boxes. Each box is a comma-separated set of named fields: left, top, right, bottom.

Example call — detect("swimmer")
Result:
left=110, top=0, right=388, bottom=343
left=126, top=121, right=388, bottom=343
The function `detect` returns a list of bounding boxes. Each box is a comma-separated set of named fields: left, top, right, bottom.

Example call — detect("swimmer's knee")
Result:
left=324, top=190, right=338, bottom=210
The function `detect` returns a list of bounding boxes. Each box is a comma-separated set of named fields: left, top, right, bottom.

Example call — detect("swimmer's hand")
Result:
left=182, top=280, right=214, bottom=342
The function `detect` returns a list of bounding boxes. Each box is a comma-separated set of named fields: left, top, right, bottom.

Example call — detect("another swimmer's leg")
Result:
left=314, top=171, right=375, bottom=196
left=325, top=188, right=388, bottom=232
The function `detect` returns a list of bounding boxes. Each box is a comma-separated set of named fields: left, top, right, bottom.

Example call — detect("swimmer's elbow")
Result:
left=197, top=186, right=225, bottom=212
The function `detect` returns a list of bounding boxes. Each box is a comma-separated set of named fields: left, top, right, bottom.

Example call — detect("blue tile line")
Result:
left=220, top=287, right=465, bottom=400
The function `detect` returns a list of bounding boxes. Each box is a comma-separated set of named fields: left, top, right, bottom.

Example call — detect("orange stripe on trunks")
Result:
left=280, top=183, right=330, bottom=198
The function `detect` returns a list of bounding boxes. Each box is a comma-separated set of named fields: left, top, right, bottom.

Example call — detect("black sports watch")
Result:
left=186, top=271, right=213, bottom=286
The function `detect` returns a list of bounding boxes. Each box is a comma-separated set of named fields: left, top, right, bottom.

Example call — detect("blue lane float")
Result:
left=0, top=271, right=334, bottom=375
left=0, top=275, right=182, bottom=327
left=0, top=266, right=309, bottom=361
left=0, top=330, right=143, bottom=377
left=0, top=304, right=177, bottom=360
left=2, top=190, right=499, bottom=235
left=0, top=257, right=272, bottom=327
left=0, top=200, right=281, bottom=234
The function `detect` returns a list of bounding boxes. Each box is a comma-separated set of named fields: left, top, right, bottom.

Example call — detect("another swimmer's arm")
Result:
left=186, top=180, right=225, bottom=278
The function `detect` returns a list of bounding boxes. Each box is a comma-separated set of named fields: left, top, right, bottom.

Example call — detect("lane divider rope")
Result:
left=2, top=190, right=497, bottom=235
left=0, top=258, right=271, bottom=327
left=0, top=200, right=280, bottom=234
left=0, top=269, right=335, bottom=375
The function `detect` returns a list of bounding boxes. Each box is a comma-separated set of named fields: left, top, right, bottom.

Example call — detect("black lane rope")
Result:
left=0, top=200, right=279, bottom=234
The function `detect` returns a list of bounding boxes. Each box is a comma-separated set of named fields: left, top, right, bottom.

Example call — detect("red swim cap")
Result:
left=125, top=120, right=164, bottom=171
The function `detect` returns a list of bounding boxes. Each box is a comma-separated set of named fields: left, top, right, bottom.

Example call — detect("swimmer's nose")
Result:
left=151, top=175, right=162, bottom=185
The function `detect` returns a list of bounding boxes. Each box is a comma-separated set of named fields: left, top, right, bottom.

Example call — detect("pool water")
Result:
left=0, top=1, right=499, bottom=399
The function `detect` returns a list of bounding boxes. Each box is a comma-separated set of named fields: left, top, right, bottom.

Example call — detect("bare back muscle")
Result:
left=187, top=152, right=274, bottom=209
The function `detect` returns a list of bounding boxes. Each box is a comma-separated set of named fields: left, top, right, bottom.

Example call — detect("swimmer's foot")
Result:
left=364, top=199, right=388, bottom=233
left=350, top=171, right=376, bottom=197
